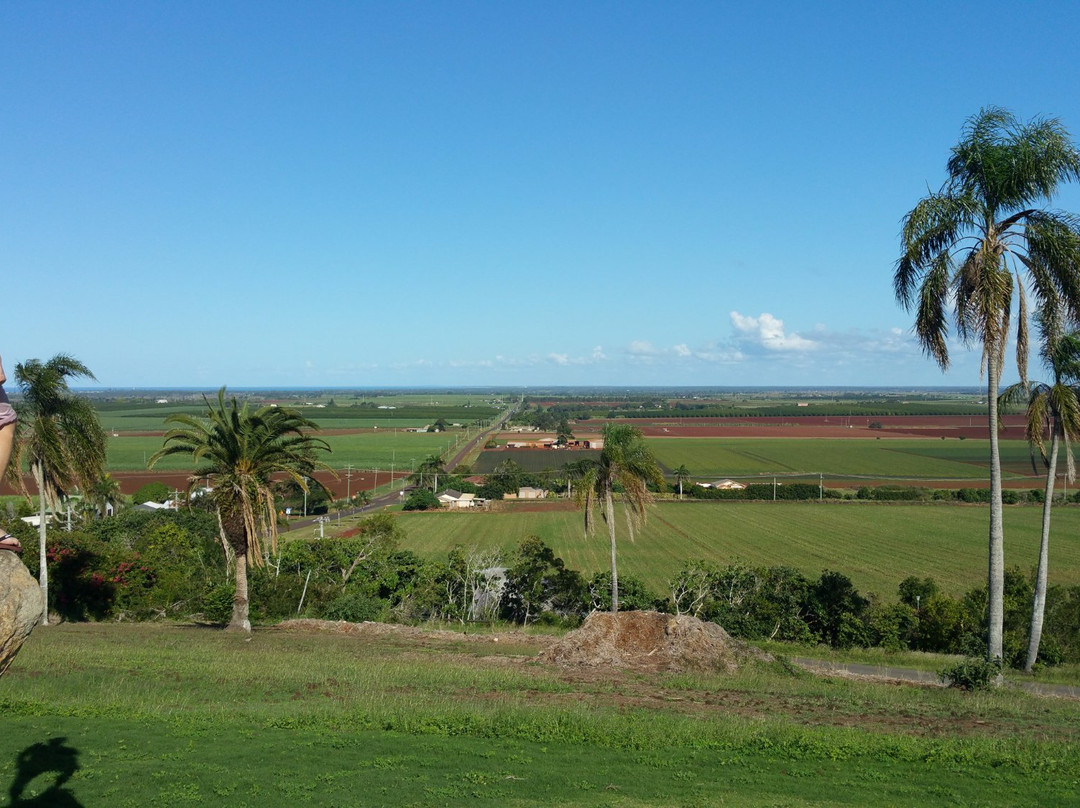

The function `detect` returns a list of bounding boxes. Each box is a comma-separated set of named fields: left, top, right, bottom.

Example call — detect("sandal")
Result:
left=0, top=534, right=23, bottom=554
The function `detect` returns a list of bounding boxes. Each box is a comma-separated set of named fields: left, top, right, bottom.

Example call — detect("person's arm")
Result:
left=0, top=355, right=5, bottom=386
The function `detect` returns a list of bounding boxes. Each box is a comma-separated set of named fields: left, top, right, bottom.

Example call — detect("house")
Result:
left=503, top=486, right=547, bottom=500
left=707, top=479, right=746, bottom=490
left=505, top=439, right=557, bottom=449
left=438, top=490, right=477, bottom=508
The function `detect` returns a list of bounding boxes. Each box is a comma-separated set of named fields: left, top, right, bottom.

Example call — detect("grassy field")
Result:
left=389, top=501, right=1080, bottom=597
left=647, top=437, right=1041, bottom=481
left=94, top=396, right=504, bottom=434
left=106, top=430, right=467, bottom=473
left=1, top=623, right=1077, bottom=806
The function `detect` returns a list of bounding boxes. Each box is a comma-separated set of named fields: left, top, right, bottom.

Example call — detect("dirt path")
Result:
left=792, top=656, right=1080, bottom=698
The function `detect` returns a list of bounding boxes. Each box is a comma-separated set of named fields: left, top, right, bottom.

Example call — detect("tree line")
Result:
left=4, top=507, right=1077, bottom=671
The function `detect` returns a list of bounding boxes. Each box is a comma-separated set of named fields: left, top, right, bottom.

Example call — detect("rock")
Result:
left=0, top=551, right=44, bottom=677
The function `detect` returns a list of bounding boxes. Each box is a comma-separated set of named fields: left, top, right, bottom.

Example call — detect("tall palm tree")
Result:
left=415, top=455, right=446, bottom=492
left=894, top=107, right=1080, bottom=663
left=671, top=465, right=691, bottom=500
left=149, top=388, right=331, bottom=632
left=1000, top=323, right=1080, bottom=670
left=575, top=423, right=664, bottom=613
left=86, top=472, right=124, bottom=519
left=14, top=355, right=108, bottom=624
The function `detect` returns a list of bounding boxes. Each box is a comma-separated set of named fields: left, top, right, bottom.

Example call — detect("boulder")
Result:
left=0, top=551, right=44, bottom=677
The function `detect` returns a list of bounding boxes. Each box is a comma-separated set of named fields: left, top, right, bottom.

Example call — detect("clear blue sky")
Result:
left=4, top=1, right=1080, bottom=389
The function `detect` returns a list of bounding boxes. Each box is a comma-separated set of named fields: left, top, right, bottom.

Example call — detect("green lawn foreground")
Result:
left=1, top=624, right=1078, bottom=807
left=393, top=501, right=1080, bottom=598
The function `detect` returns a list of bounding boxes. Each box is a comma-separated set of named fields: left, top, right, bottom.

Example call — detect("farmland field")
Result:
left=394, top=501, right=1080, bottom=597
left=106, top=430, right=467, bottom=473
left=646, top=437, right=1041, bottom=482
left=473, top=448, right=602, bottom=474
left=473, top=437, right=1044, bottom=485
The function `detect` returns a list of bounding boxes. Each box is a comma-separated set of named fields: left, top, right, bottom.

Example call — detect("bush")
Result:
left=402, top=488, right=440, bottom=511
left=588, top=572, right=660, bottom=612
left=942, top=657, right=1001, bottom=690
left=201, top=584, right=236, bottom=625
left=322, top=591, right=387, bottom=622
left=132, top=482, right=171, bottom=505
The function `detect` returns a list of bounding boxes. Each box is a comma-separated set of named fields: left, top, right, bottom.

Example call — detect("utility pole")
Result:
left=345, top=464, right=353, bottom=502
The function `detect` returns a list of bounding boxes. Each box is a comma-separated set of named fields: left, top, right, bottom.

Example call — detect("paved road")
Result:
left=285, top=399, right=519, bottom=534
left=792, top=656, right=1080, bottom=698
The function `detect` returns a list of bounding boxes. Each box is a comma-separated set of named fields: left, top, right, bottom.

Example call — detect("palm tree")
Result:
left=13, top=355, right=108, bottom=624
left=86, top=472, right=124, bottom=519
left=415, top=455, right=446, bottom=492
left=1000, top=323, right=1080, bottom=670
left=672, top=465, right=691, bottom=500
left=575, top=423, right=664, bottom=613
left=149, top=388, right=332, bottom=632
left=894, top=107, right=1080, bottom=663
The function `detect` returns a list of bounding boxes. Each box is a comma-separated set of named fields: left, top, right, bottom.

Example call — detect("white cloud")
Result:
left=627, top=340, right=660, bottom=356
left=730, top=311, right=817, bottom=352
left=674, top=343, right=691, bottom=357
left=548, top=353, right=570, bottom=366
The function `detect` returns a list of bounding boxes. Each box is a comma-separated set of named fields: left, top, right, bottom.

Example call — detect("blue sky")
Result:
left=4, top=1, right=1080, bottom=389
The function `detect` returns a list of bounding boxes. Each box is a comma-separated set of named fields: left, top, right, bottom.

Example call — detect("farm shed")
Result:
left=696, top=479, right=746, bottom=490
left=438, top=490, right=477, bottom=508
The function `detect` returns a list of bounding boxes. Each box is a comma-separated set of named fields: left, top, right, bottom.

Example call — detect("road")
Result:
left=793, top=657, right=1080, bottom=698
left=285, top=398, right=519, bottom=533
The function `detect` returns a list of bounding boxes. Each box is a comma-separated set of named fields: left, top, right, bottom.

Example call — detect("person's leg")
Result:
left=0, top=420, right=14, bottom=479
left=0, top=418, right=22, bottom=552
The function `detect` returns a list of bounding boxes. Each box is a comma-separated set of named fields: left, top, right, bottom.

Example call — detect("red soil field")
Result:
left=576, top=415, right=1027, bottom=440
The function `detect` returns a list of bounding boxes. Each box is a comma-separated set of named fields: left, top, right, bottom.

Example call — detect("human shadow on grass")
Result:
left=8, top=737, right=83, bottom=807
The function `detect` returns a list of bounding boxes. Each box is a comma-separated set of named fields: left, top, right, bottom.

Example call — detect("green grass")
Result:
left=647, top=437, right=1042, bottom=481
left=94, top=397, right=503, bottom=434
left=1, top=623, right=1077, bottom=806
left=393, top=501, right=1080, bottom=597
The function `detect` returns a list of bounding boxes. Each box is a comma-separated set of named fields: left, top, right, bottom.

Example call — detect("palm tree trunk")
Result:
left=605, top=487, right=619, bottom=614
left=1026, top=427, right=1059, bottom=671
left=35, top=462, right=49, bottom=626
left=229, top=552, right=251, bottom=633
left=987, top=355, right=1005, bottom=664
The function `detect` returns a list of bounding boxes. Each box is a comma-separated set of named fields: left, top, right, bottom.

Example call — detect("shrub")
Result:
left=588, top=572, right=660, bottom=612
left=322, top=591, right=387, bottom=622
left=132, top=482, right=171, bottom=505
left=402, top=488, right=440, bottom=511
left=942, top=657, right=1001, bottom=690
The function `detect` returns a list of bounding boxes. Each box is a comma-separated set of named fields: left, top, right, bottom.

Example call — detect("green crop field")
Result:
left=94, top=397, right=503, bottom=433
left=107, top=430, right=465, bottom=472
left=394, top=501, right=1080, bottom=597
left=647, top=437, right=1041, bottom=482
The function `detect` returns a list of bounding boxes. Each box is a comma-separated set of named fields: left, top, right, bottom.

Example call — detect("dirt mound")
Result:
left=538, top=611, right=768, bottom=673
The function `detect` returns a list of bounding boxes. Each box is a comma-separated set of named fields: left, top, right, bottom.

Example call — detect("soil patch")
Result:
left=273, top=618, right=555, bottom=649
left=538, top=610, right=770, bottom=673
